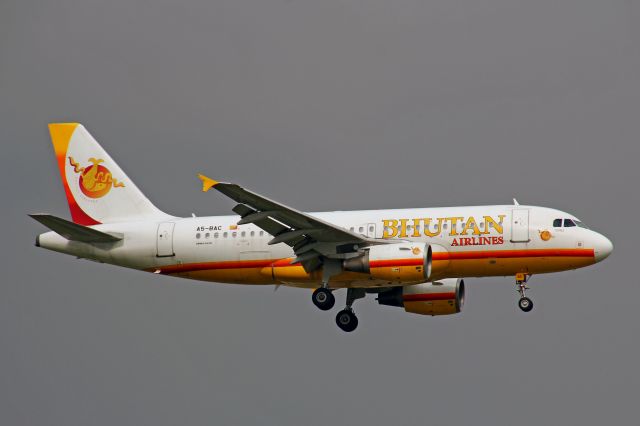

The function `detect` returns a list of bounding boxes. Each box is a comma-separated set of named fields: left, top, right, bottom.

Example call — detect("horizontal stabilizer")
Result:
left=29, top=214, right=122, bottom=243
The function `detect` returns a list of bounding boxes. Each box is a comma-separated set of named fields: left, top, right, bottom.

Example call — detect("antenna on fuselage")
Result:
left=513, top=198, right=520, bottom=205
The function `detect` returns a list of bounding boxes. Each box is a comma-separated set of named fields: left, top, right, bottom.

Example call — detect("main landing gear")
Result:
left=516, top=273, right=533, bottom=312
left=312, top=260, right=366, bottom=332
left=312, top=288, right=335, bottom=311
left=336, top=309, right=358, bottom=333
left=311, top=287, right=365, bottom=332
left=335, top=288, right=365, bottom=333
left=312, top=259, right=341, bottom=311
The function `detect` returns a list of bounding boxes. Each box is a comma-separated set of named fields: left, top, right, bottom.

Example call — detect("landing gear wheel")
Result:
left=518, top=297, right=533, bottom=312
left=335, top=309, right=358, bottom=332
left=312, top=288, right=335, bottom=311
left=515, top=274, right=533, bottom=313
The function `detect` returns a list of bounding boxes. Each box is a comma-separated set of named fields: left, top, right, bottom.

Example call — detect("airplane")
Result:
left=31, top=123, right=613, bottom=332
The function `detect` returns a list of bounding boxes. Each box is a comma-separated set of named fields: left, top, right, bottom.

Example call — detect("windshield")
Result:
left=554, top=218, right=588, bottom=229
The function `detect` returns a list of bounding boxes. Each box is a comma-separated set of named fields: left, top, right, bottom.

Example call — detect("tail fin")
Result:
left=48, top=123, right=169, bottom=225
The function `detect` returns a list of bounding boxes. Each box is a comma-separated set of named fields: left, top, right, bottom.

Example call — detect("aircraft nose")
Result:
left=593, top=232, right=613, bottom=262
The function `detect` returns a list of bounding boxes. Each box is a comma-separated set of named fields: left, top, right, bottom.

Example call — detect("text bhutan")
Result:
left=382, top=215, right=507, bottom=241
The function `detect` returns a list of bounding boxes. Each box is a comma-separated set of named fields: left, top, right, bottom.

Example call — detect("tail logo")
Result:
left=68, top=157, right=125, bottom=199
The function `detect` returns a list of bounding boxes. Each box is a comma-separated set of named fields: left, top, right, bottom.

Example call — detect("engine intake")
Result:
left=343, top=242, right=432, bottom=284
left=377, top=278, right=465, bottom=316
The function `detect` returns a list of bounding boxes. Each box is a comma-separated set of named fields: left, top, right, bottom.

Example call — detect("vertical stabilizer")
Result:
left=49, top=123, right=169, bottom=224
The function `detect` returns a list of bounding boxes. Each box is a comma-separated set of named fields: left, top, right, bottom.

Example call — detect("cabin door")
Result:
left=157, top=222, right=175, bottom=257
left=510, top=209, right=530, bottom=243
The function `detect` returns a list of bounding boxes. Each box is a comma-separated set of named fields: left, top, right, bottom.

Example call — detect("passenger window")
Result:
left=223, top=232, right=228, bottom=238
left=259, top=231, right=264, bottom=236
left=214, top=232, right=219, bottom=238
left=369, top=225, right=374, bottom=233
left=196, top=233, right=201, bottom=239
left=241, top=231, right=246, bottom=237
left=232, top=232, right=237, bottom=238
left=564, top=219, right=576, bottom=227
left=359, top=226, right=364, bottom=233
left=553, top=219, right=562, bottom=227
left=250, top=231, right=255, bottom=237
left=205, top=233, right=210, bottom=239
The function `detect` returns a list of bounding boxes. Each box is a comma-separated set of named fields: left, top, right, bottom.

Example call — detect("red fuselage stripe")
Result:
left=154, top=248, right=594, bottom=274
left=432, top=248, right=594, bottom=260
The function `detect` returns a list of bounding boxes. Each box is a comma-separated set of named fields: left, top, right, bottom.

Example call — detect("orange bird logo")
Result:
left=68, top=157, right=125, bottom=199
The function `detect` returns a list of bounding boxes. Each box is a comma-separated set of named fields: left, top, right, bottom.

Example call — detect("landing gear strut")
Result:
left=335, top=288, right=365, bottom=332
left=311, top=259, right=342, bottom=311
left=516, top=273, right=533, bottom=312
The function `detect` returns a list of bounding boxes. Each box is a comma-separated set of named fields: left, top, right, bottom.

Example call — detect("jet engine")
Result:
left=343, top=242, right=432, bottom=284
left=376, top=278, right=465, bottom=316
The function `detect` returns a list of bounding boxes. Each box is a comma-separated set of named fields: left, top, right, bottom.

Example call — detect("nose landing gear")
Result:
left=516, top=273, right=534, bottom=312
left=518, top=296, right=533, bottom=312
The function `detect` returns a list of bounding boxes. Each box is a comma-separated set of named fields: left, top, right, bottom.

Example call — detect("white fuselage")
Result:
left=37, top=204, right=613, bottom=289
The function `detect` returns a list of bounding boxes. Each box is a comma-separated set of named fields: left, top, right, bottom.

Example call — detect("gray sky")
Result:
left=1, top=0, right=638, bottom=425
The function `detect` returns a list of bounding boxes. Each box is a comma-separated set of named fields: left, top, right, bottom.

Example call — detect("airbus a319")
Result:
left=32, top=123, right=613, bottom=332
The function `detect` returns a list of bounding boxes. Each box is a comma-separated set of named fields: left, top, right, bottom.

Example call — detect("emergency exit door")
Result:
left=355, top=223, right=376, bottom=238
left=510, top=209, right=530, bottom=243
left=157, top=222, right=175, bottom=257
left=366, top=223, right=376, bottom=238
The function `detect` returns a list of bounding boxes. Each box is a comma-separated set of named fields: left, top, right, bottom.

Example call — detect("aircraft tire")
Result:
left=312, top=288, right=335, bottom=311
left=518, top=297, right=534, bottom=312
left=335, top=309, right=358, bottom=332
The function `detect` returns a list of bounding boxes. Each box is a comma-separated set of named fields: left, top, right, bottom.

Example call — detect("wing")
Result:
left=198, top=174, right=389, bottom=272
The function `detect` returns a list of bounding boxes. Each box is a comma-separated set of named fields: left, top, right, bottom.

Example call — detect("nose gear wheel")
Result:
left=515, top=273, right=534, bottom=312
left=518, top=296, right=533, bottom=312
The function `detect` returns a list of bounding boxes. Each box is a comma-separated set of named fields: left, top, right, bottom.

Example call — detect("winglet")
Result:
left=198, top=174, right=218, bottom=192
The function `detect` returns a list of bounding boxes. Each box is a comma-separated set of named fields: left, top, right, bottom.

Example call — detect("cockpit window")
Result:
left=564, top=219, right=576, bottom=227
left=553, top=218, right=562, bottom=227
left=574, top=220, right=588, bottom=229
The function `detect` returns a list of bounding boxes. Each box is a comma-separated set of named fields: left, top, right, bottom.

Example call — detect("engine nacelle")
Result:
left=377, top=278, right=465, bottom=316
left=343, top=242, right=432, bottom=284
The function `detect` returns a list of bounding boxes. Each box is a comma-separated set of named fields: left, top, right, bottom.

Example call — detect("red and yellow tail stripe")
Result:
left=49, top=123, right=100, bottom=226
